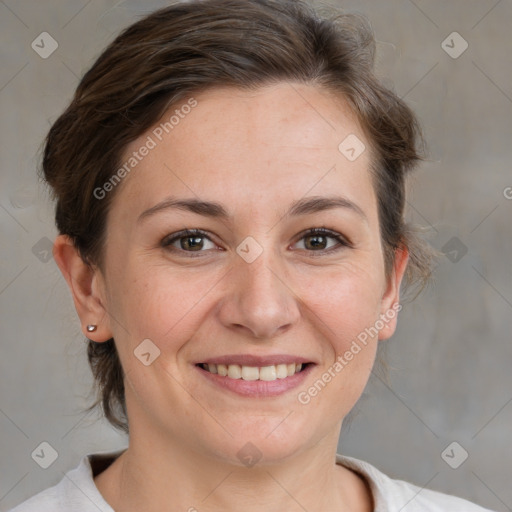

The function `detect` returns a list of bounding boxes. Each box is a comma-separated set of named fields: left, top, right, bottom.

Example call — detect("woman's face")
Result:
left=97, top=82, right=406, bottom=464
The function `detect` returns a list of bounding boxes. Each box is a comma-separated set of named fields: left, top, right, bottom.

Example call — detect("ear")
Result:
left=53, top=234, right=113, bottom=342
left=377, top=245, right=409, bottom=341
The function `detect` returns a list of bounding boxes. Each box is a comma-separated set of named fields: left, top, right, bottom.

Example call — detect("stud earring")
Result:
left=86, top=325, right=97, bottom=332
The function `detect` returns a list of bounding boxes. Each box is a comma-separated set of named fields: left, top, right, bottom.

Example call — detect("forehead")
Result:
left=114, top=82, right=376, bottom=220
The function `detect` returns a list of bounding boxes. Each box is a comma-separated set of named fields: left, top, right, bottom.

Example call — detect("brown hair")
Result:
left=42, top=0, right=433, bottom=433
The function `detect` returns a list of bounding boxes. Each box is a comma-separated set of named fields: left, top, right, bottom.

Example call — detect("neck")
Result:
left=95, top=422, right=372, bottom=512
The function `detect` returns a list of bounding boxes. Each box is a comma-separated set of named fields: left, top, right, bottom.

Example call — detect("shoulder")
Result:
left=8, top=451, right=122, bottom=512
left=336, top=454, right=496, bottom=512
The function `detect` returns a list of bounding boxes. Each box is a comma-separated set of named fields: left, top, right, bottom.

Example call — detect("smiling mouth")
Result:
left=196, top=362, right=311, bottom=381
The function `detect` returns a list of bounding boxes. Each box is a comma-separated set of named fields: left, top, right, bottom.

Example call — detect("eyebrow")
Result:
left=137, top=195, right=368, bottom=224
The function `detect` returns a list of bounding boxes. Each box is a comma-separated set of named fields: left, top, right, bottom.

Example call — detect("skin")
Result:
left=54, top=82, right=408, bottom=512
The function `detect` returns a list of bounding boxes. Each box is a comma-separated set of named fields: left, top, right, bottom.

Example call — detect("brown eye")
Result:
left=162, top=229, right=217, bottom=255
left=177, top=235, right=205, bottom=251
left=303, top=233, right=330, bottom=250
left=293, top=228, right=351, bottom=255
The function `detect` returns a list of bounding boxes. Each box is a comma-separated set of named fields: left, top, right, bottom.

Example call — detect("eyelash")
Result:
left=161, top=227, right=352, bottom=258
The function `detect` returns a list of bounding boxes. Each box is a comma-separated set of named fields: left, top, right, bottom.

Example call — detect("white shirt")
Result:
left=9, top=450, right=495, bottom=511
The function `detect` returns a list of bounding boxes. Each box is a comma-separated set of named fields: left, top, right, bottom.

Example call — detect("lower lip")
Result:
left=195, top=364, right=314, bottom=397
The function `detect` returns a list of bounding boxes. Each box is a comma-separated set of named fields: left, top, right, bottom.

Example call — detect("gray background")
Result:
left=0, top=0, right=511, bottom=510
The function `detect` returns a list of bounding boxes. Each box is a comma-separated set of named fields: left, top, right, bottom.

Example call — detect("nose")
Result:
left=216, top=247, right=301, bottom=340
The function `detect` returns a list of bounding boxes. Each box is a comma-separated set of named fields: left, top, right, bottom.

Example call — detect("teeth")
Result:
left=276, top=364, right=288, bottom=379
left=201, top=362, right=306, bottom=381
left=241, top=366, right=259, bottom=381
left=260, top=365, right=277, bottom=381
left=227, top=364, right=242, bottom=379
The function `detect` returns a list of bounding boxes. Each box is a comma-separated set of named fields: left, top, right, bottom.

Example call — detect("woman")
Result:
left=10, top=0, right=495, bottom=510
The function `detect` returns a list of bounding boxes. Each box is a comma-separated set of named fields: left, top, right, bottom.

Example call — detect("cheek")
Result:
left=295, top=263, right=384, bottom=411
left=308, top=259, right=384, bottom=337
left=106, top=260, right=228, bottom=355
left=108, top=250, right=385, bottom=348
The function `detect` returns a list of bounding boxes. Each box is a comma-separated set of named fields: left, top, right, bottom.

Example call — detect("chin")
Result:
left=203, top=417, right=315, bottom=468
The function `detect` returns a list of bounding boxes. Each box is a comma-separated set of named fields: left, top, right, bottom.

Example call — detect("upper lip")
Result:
left=196, top=354, right=315, bottom=367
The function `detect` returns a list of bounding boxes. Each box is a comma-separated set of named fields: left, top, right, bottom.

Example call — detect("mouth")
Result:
left=194, top=358, right=315, bottom=397
left=196, top=362, right=311, bottom=381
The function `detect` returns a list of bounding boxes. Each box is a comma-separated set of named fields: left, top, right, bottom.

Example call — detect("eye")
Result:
left=161, top=229, right=218, bottom=256
left=161, top=227, right=352, bottom=258
left=292, top=227, right=352, bottom=255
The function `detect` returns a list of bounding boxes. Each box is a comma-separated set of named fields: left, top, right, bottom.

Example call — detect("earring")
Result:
left=86, top=325, right=97, bottom=332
